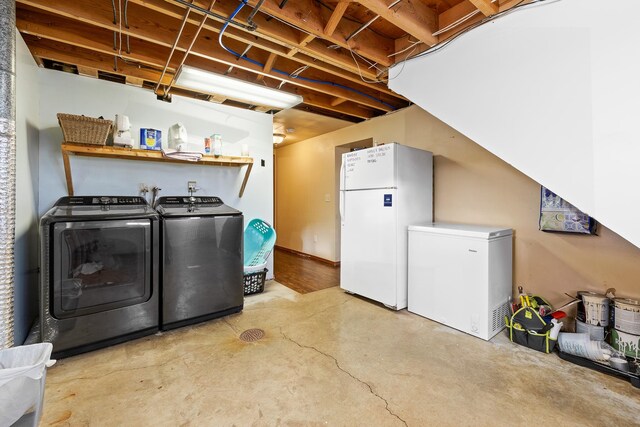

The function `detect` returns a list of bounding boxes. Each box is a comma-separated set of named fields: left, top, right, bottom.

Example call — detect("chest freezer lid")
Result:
left=408, top=222, right=512, bottom=239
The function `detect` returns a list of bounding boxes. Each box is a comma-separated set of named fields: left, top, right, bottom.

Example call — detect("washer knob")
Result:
left=100, top=196, right=111, bottom=204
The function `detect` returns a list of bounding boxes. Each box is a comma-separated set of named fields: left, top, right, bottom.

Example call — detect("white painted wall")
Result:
left=38, top=69, right=274, bottom=275
left=389, top=0, right=640, bottom=248
left=14, top=31, right=40, bottom=344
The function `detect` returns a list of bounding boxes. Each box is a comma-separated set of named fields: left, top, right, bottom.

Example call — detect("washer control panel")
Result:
left=58, top=196, right=147, bottom=206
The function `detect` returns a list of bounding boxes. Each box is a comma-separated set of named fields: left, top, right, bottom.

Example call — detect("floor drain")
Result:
left=239, top=328, right=265, bottom=342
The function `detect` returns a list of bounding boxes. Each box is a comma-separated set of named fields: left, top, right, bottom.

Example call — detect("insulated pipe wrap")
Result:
left=0, top=0, right=17, bottom=349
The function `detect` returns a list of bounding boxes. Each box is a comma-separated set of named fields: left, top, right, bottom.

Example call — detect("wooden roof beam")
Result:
left=191, top=36, right=397, bottom=111
left=208, top=94, right=227, bottom=103
left=77, top=65, right=98, bottom=78
left=145, top=0, right=382, bottom=81
left=17, top=0, right=401, bottom=99
left=499, top=0, right=532, bottom=11
left=256, top=52, right=277, bottom=81
left=331, top=97, right=347, bottom=106
left=436, top=1, right=483, bottom=41
left=354, top=0, right=438, bottom=46
left=16, top=4, right=399, bottom=111
left=125, top=76, right=145, bottom=87
left=16, top=6, right=171, bottom=70
left=468, top=0, right=498, bottom=16
left=246, top=0, right=395, bottom=66
left=324, top=1, right=350, bottom=36
left=23, top=36, right=173, bottom=85
left=286, top=33, right=315, bottom=57
left=22, top=35, right=376, bottom=120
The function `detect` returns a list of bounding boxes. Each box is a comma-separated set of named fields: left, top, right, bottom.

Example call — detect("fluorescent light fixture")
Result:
left=273, top=133, right=286, bottom=145
left=176, top=66, right=303, bottom=109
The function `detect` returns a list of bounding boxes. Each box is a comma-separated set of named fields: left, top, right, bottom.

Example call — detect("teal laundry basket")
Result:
left=243, top=219, right=276, bottom=295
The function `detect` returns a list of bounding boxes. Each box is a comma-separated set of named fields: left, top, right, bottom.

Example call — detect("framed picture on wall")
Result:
left=539, top=186, right=597, bottom=234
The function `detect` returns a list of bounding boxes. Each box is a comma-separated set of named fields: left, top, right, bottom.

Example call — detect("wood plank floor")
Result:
left=274, top=247, right=340, bottom=294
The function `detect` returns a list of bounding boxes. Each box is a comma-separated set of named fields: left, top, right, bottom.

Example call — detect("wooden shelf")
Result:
left=61, top=143, right=254, bottom=197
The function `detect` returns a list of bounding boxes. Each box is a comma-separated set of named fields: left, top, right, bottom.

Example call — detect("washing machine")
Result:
left=155, top=196, right=243, bottom=330
left=40, top=196, right=160, bottom=358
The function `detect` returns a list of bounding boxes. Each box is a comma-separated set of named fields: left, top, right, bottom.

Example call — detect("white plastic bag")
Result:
left=167, top=122, right=188, bottom=151
left=558, top=332, right=623, bottom=362
left=0, top=343, right=56, bottom=426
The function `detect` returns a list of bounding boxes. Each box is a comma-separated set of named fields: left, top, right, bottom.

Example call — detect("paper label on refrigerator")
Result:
left=384, top=194, right=392, bottom=207
left=343, top=144, right=395, bottom=190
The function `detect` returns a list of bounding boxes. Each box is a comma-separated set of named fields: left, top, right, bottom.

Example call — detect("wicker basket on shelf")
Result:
left=57, top=113, right=113, bottom=145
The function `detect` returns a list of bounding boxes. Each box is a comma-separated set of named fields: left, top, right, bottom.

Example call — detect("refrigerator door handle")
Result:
left=339, top=161, right=345, bottom=223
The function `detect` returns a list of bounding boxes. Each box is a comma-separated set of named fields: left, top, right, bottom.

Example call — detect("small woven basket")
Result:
left=57, top=113, right=113, bottom=145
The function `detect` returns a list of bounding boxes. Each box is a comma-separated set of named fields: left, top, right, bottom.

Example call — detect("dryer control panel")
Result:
left=158, top=196, right=223, bottom=206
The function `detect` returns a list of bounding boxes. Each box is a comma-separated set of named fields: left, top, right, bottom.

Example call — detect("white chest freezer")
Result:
left=408, top=223, right=513, bottom=340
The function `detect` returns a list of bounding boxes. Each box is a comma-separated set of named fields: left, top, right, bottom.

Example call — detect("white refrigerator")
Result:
left=339, top=143, right=433, bottom=310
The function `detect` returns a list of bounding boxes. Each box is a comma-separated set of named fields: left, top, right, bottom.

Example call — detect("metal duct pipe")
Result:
left=0, top=0, right=16, bottom=349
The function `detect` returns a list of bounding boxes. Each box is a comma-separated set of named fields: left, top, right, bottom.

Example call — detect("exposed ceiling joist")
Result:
left=17, top=3, right=401, bottom=114
left=354, top=0, right=438, bottom=47
left=245, top=0, right=395, bottom=67
left=138, top=0, right=384, bottom=81
left=76, top=65, right=98, bottom=78
left=256, top=52, right=278, bottom=81
left=26, top=36, right=173, bottom=85
left=16, top=0, right=530, bottom=124
left=324, top=1, right=350, bottom=36
left=468, top=0, right=498, bottom=16
left=26, top=34, right=375, bottom=120
left=18, top=0, right=386, bottom=94
left=125, top=76, right=145, bottom=87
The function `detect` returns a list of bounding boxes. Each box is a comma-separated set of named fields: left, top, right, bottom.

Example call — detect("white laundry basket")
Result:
left=0, top=343, right=56, bottom=426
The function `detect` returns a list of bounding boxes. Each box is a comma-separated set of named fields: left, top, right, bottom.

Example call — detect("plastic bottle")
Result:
left=212, top=134, right=222, bottom=156
left=549, top=319, right=563, bottom=340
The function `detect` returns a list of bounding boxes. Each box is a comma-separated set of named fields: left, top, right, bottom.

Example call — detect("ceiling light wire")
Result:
left=346, top=46, right=386, bottom=84
left=172, top=0, right=254, bottom=30
left=154, top=7, right=192, bottom=94
left=165, top=0, right=217, bottom=94
left=432, top=9, right=481, bottom=37
left=388, top=40, right=422, bottom=58
left=345, top=0, right=402, bottom=43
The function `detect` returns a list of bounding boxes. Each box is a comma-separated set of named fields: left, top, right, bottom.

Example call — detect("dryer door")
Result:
left=52, top=219, right=152, bottom=319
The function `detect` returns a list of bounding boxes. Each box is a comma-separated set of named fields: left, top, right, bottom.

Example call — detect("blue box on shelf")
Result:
left=140, top=128, right=162, bottom=151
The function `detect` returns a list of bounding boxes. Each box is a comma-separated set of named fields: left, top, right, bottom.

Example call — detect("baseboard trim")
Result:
left=275, top=245, right=340, bottom=267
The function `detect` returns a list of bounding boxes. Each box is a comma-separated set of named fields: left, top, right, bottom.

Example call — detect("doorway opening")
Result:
left=272, top=138, right=373, bottom=295
left=334, top=138, right=374, bottom=261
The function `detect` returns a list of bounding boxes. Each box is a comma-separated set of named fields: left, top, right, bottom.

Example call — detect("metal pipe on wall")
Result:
left=0, top=0, right=17, bottom=349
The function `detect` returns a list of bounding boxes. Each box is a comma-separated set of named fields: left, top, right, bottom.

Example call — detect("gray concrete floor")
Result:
left=41, top=282, right=640, bottom=426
